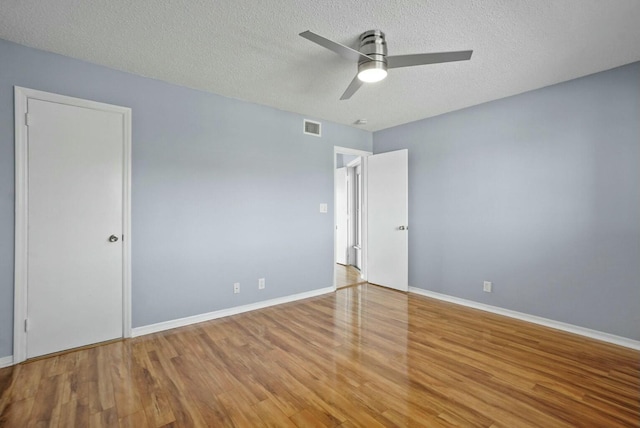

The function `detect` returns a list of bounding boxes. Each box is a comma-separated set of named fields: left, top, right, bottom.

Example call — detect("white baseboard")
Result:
left=0, top=355, right=13, bottom=368
left=409, top=287, right=640, bottom=350
left=132, top=286, right=334, bottom=337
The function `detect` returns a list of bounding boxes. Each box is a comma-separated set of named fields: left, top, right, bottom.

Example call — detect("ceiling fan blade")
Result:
left=300, top=30, right=373, bottom=63
left=387, top=50, right=473, bottom=69
left=340, top=75, right=364, bottom=100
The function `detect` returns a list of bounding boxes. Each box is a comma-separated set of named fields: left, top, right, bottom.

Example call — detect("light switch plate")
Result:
left=320, top=203, right=328, bottom=213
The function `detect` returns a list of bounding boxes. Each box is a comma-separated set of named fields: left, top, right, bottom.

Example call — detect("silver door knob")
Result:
left=399, top=226, right=406, bottom=230
left=109, top=235, right=119, bottom=242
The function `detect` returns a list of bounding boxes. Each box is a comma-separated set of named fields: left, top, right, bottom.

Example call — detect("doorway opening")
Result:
left=334, top=147, right=371, bottom=289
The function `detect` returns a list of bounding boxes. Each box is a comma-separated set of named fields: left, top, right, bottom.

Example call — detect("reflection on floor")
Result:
left=335, top=263, right=365, bottom=288
left=1, top=283, right=637, bottom=426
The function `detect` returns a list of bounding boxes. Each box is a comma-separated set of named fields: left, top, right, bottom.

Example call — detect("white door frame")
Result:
left=333, top=146, right=372, bottom=289
left=13, top=86, right=132, bottom=364
left=334, top=167, right=349, bottom=265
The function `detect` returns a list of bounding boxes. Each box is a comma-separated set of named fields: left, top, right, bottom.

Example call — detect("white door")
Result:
left=25, top=97, right=125, bottom=358
left=335, top=167, right=349, bottom=265
left=354, top=164, right=362, bottom=270
left=367, top=149, right=408, bottom=291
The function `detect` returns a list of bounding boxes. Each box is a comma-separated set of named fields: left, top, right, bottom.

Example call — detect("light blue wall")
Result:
left=0, top=38, right=372, bottom=358
left=374, top=62, right=640, bottom=340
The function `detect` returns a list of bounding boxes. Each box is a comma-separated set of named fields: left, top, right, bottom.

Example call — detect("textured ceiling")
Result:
left=1, top=0, right=639, bottom=131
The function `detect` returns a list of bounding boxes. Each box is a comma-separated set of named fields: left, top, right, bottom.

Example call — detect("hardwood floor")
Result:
left=335, top=264, right=365, bottom=289
left=1, top=284, right=638, bottom=427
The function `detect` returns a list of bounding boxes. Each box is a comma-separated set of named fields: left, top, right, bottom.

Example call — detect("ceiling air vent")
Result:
left=304, top=119, right=321, bottom=137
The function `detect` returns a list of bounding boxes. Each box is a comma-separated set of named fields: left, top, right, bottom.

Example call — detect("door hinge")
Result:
left=24, top=318, right=29, bottom=332
left=25, top=113, right=32, bottom=127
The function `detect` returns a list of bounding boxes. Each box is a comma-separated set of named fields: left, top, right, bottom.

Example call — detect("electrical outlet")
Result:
left=233, top=282, right=240, bottom=294
left=258, top=278, right=265, bottom=290
left=483, top=281, right=492, bottom=293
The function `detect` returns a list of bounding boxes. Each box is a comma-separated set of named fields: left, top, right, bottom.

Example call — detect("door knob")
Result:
left=399, top=226, right=406, bottom=230
left=109, top=235, right=119, bottom=242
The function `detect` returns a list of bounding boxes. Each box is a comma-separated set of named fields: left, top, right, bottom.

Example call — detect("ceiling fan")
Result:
left=299, top=30, right=473, bottom=100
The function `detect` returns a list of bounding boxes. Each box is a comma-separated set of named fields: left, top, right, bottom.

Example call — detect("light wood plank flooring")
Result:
left=335, top=264, right=365, bottom=289
left=1, top=284, right=638, bottom=427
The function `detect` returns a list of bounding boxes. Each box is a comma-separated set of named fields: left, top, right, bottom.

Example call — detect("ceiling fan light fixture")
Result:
left=357, top=61, right=388, bottom=83
left=299, top=29, right=472, bottom=100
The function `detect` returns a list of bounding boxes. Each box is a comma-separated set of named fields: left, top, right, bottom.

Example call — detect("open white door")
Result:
left=335, top=167, right=349, bottom=265
left=367, top=149, right=408, bottom=291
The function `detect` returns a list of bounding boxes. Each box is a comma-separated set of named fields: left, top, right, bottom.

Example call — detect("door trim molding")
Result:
left=13, top=86, right=132, bottom=364
left=333, top=147, right=372, bottom=290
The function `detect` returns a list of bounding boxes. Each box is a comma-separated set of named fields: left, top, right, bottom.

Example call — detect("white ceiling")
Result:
left=1, top=0, right=639, bottom=131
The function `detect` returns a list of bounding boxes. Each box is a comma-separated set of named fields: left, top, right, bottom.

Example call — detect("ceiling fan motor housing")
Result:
left=358, top=30, right=388, bottom=77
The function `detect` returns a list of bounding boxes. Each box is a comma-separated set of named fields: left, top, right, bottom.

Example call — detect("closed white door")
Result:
left=367, top=149, right=408, bottom=291
left=335, top=167, right=349, bottom=265
left=26, top=97, right=124, bottom=358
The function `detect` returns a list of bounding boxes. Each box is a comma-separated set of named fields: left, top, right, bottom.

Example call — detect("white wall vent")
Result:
left=304, top=119, right=321, bottom=137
